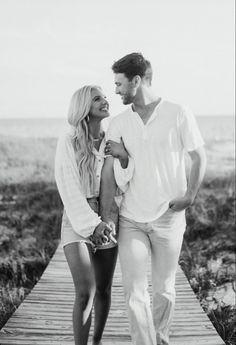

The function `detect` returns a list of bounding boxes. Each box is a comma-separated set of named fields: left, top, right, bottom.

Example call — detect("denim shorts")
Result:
left=61, top=197, right=118, bottom=250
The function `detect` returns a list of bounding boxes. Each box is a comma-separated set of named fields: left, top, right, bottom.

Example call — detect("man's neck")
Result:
left=132, top=99, right=161, bottom=113
left=132, top=85, right=159, bottom=111
left=131, top=87, right=161, bottom=124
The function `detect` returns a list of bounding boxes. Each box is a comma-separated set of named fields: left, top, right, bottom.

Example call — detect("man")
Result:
left=100, top=53, right=206, bottom=345
left=143, top=59, right=153, bottom=86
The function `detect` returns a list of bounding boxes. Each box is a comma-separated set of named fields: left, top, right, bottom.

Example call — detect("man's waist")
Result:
left=120, top=200, right=170, bottom=223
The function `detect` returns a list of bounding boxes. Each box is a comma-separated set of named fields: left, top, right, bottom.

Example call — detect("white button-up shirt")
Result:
left=106, top=100, right=204, bottom=222
left=55, top=131, right=134, bottom=238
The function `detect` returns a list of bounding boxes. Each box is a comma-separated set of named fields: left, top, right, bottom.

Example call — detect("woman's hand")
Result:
left=90, top=221, right=117, bottom=246
left=105, top=138, right=128, bottom=159
left=105, top=138, right=129, bottom=168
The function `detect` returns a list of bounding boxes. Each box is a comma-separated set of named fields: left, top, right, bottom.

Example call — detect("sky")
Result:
left=0, top=0, right=235, bottom=118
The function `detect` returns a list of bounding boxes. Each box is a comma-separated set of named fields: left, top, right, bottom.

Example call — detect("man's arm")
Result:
left=99, top=156, right=118, bottom=226
left=169, top=146, right=207, bottom=211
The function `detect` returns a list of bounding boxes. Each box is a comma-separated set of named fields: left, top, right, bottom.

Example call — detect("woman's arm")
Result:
left=100, top=156, right=117, bottom=226
left=54, top=135, right=101, bottom=238
left=105, top=138, right=134, bottom=192
left=105, top=138, right=128, bottom=168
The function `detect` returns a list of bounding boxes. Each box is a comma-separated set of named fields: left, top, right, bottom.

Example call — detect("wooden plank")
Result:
left=0, top=244, right=225, bottom=345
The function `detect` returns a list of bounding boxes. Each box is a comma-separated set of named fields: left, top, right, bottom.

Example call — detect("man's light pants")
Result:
left=118, top=208, right=186, bottom=345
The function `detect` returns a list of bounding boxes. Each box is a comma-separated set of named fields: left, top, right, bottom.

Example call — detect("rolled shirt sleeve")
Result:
left=107, top=116, right=134, bottom=192
left=106, top=116, right=122, bottom=142
left=113, top=157, right=134, bottom=193
left=179, top=106, right=205, bottom=151
left=54, top=134, right=101, bottom=238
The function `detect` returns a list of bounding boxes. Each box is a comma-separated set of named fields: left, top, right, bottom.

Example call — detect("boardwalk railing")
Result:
left=0, top=244, right=225, bottom=345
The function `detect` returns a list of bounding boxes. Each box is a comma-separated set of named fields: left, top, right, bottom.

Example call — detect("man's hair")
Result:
left=112, top=52, right=147, bottom=80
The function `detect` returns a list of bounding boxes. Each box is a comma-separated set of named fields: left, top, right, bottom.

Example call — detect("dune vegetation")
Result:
left=180, top=174, right=236, bottom=344
left=0, top=135, right=235, bottom=344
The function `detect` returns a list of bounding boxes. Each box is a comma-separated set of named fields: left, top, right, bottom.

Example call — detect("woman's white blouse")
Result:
left=54, top=133, right=134, bottom=238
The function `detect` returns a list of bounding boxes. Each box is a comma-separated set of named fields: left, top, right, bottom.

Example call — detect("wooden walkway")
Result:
left=0, top=244, right=225, bottom=345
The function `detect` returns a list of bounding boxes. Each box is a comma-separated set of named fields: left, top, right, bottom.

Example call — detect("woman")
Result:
left=54, top=85, right=133, bottom=345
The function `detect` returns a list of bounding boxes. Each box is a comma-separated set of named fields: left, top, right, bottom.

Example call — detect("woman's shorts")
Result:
left=61, top=197, right=119, bottom=251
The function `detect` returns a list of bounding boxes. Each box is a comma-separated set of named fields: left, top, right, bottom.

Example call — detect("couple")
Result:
left=55, top=52, right=206, bottom=345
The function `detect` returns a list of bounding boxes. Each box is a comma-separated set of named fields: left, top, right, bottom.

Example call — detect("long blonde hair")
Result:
left=67, top=85, right=100, bottom=195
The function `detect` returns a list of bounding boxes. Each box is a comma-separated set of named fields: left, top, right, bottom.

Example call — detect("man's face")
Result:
left=114, top=73, right=136, bottom=105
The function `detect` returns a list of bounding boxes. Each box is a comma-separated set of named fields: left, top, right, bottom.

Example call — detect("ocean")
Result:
left=0, top=116, right=235, bottom=175
left=0, top=116, right=234, bottom=176
left=0, top=116, right=234, bottom=142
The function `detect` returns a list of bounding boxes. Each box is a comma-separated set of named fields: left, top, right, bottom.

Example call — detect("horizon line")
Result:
left=0, top=114, right=235, bottom=120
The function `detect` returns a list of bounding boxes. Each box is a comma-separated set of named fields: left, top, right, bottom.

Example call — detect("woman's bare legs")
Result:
left=64, top=242, right=96, bottom=345
left=91, top=246, right=118, bottom=345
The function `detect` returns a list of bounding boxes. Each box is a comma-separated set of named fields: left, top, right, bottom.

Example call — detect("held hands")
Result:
left=90, top=221, right=117, bottom=247
left=169, top=195, right=194, bottom=212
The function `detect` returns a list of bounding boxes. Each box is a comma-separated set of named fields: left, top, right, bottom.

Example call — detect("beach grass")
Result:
left=180, top=173, right=236, bottom=344
left=0, top=181, right=62, bottom=327
left=0, top=135, right=235, bottom=344
left=0, top=136, right=61, bottom=327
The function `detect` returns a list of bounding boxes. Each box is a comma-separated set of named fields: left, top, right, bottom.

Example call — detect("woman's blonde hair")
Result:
left=68, top=85, right=100, bottom=195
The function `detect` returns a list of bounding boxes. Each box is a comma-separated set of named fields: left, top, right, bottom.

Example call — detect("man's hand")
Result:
left=169, top=147, right=206, bottom=212
left=169, top=196, right=193, bottom=212
left=90, top=221, right=117, bottom=246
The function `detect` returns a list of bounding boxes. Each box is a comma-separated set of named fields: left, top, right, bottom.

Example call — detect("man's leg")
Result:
left=118, top=216, right=156, bottom=345
left=150, top=209, right=186, bottom=345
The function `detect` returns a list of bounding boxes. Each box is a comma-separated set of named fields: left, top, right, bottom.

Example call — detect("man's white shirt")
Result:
left=106, top=99, right=205, bottom=222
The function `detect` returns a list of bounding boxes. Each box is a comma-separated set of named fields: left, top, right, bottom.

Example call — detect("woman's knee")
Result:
left=75, top=285, right=96, bottom=309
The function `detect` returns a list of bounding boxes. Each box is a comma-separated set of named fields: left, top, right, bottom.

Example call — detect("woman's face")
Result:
left=89, top=88, right=110, bottom=120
